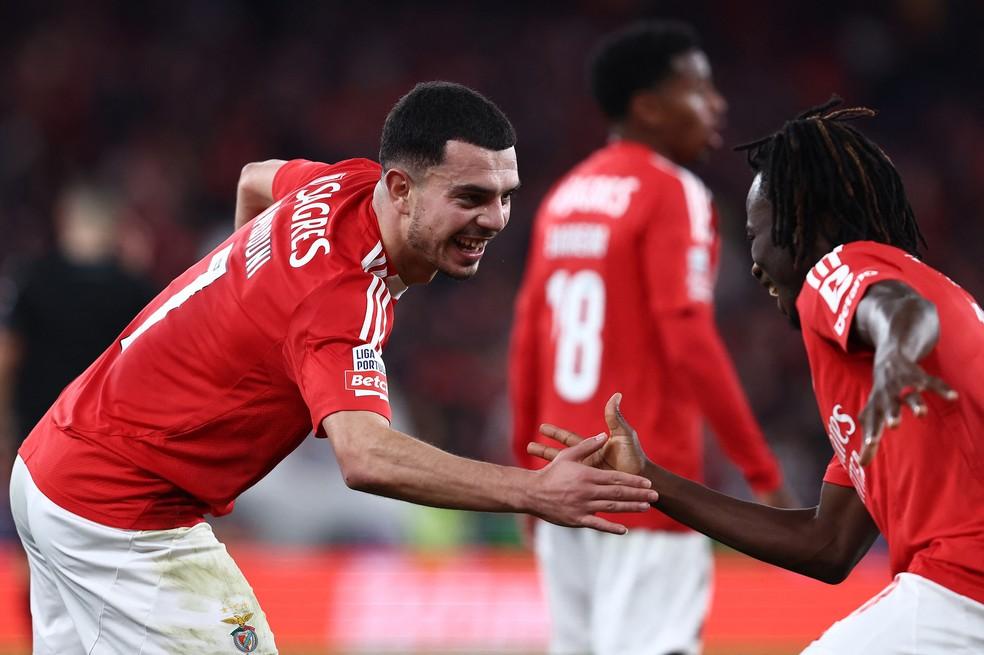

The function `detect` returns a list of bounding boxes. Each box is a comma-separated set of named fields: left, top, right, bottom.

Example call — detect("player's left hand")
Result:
left=858, top=351, right=958, bottom=466
left=531, top=393, right=650, bottom=476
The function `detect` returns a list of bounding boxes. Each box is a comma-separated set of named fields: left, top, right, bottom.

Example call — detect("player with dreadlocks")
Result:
left=529, top=100, right=984, bottom=653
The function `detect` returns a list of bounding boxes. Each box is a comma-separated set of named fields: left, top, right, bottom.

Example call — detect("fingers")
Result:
left=539, top=423, right=587, bottom=447
left=859, top=432, right=881, bottom=467
left=590, top=482, right=660, bottom=504
left=604, top=392, right=622, bottom=433
left=923, top=375, right=958, bottom=402
left=577, top=515, right=628, bottom=535
left=552, top=431, right=607, bottom=461
left=858, top=401, right=885, bottom=467
left=901, top=390, right=927, bottom=418
left=527, top=441, right=560, bottom=462
left=586, top=500, right=654, bottom=514
left=587, top=468, right=654, bottom=489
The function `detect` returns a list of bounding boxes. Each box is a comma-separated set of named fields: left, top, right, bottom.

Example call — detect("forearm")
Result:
left=234, top=185, right=273, bottom=231
left=339, top=423, right=533, bottom=514
left=855, top=282, right=939, bottom=361
left=644, top=461, right=838, bottom=580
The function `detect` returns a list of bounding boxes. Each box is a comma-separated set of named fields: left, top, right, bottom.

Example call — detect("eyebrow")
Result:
left=450, top=182, right=521, bottom=196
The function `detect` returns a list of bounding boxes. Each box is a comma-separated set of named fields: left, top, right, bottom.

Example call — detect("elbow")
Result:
left=811, top=562, right=852, bottom=585
left=801, top=546, right=859, bottom=584
left=330, top=433, right=378, bottom=493
left=237, top=161, right=265, bottom=193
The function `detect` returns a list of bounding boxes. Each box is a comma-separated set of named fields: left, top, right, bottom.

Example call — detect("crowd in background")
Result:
left=0, top=0, right=980, bottom=545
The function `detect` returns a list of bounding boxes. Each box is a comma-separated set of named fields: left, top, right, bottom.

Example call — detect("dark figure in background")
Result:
left=0, top=185, right=155, bottom=450
left=0, top=183, right=155, bottom=647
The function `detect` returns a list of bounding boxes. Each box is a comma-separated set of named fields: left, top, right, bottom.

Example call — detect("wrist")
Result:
left=512, top=467, right=541, bottom=516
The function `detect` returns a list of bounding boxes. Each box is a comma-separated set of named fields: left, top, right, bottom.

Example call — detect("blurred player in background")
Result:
left=0, top=184, right=155, bottom=460
left=0, top=183, right=155, bottom=645
left=510, top=21, right=793, bottom=655
left=7, top=81, right=659, bottom=654
left=531, top=101, right=984, bottom=654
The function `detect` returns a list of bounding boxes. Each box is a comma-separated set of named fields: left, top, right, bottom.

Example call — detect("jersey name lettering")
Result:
left=288, top=173, right=346, bottom=268
left=547, top=175, right=640, bottom=219
left=544, top=223, right=610, bottom=259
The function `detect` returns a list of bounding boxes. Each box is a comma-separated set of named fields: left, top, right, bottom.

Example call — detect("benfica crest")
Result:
left=221, top=612, right=258, bottom=653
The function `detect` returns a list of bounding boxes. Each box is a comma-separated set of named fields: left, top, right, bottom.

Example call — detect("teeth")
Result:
left=769, top=287, right=779, bottom=297
left=455, top=237, right=482, bottom=251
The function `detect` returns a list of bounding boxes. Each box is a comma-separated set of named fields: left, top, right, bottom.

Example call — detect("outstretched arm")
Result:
left=851, top=280, right=957, bottom=464
left=323, top=410, right=660, bottom=535
left=234, top=160, right=286, bottom=230
left=532, top=395, right=879, bottom=583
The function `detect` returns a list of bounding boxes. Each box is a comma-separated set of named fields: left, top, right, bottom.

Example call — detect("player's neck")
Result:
left=609, top=126, right=679, bottom=164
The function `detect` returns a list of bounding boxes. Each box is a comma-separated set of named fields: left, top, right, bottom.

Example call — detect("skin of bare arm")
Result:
left=323, top=409, right=661, bottom=535
left=532, top=394, right=880, bottom=583
left=234, top=160, right=286, bottom=231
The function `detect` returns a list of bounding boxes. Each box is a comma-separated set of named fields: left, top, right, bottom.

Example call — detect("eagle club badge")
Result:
left=221, top=611, right=258, bottom=653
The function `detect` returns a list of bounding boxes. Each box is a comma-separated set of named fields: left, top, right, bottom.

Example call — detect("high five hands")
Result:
left=530, top=392, right=652, bottom=484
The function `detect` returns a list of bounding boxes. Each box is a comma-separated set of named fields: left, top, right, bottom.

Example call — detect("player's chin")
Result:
left=440, top=261, right=480, bottom=281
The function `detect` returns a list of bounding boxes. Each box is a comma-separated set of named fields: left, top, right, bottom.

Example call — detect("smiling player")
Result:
left=8, top=81, right=658, bottom=654
left=530, top=100, right=984, bottom=654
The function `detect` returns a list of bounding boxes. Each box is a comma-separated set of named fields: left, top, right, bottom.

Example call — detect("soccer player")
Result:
left=530, top=100, right=984, bottom=653
left=509, top=22, right=792, bottom=654
left=7, top=81, right=659, bottom=655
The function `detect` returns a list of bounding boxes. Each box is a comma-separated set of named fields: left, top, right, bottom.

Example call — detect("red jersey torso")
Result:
left=799, top=241, right=984, bottom=603
left=512, top=141, right=722, bottom=530
left=20, top=158, right=406, bottom=529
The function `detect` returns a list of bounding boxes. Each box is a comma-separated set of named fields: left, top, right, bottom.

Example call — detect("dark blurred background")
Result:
left=0, top=0, right=981, bottom=545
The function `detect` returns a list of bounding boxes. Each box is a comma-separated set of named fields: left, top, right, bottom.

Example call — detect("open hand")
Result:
left=858, top=352, right=957, bottom=465
left=528, top=427, right=659, bottom=534
left=531, top=393, right=649, bottom=476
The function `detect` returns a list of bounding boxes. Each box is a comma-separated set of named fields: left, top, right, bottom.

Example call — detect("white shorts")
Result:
left=534, top=521, right=712, bottom=655
left=802, top=572, right=984, bottom=654
left=9, top=456, right=278, bottom=654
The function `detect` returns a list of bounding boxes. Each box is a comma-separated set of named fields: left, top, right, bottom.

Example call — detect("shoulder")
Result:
left=274, top=158, right=381, bottom=200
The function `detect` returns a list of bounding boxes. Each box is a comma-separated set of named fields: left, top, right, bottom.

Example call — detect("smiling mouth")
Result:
left=452, top=235, right=487, bottom=255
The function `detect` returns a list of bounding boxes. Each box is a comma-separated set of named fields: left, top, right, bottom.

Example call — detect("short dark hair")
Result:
left=379, top=81, right=517, bottom=172
left=588, top=21, right=700, bottom=121
left=737, top=97, right=925, bottom=265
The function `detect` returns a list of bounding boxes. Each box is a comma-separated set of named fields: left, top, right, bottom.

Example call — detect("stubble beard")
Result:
left=406, top=210, right=476, bottom=282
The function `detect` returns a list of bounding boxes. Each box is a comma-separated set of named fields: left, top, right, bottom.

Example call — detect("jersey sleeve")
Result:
left=283, top=274, right=392, bottom=434
left=272, top=159, right=335, bottom=201
left=823, top=454, right=854, bottom=488
left=641, top=170, right=717, bottom=314
left=797, top=243, right=908, bottom=351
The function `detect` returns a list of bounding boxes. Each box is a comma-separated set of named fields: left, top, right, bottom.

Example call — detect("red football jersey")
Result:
left=510, top=140, right=781, bottom=531
left=19, top=158, right=407, bottom=529
left=800, top=241, right=984, bottom=604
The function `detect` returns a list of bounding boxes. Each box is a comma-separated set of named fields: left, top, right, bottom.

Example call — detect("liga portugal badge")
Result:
left=221, top=612, right=258, bottom=653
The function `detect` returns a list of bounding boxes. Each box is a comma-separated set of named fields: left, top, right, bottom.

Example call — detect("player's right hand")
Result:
left=527, top=429, right=659, bottom=535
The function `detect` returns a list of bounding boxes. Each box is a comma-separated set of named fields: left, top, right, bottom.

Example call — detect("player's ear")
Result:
left=383, top=167, right=414, bottom=215
left=630, top=90, right=665, bottom=129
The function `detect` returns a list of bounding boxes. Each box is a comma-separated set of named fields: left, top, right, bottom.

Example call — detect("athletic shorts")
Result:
left=534, top=520, right=712, bottom=655
left=9, top=456, right=278, bottom=654
left=802, top=571, right=984, bottom=654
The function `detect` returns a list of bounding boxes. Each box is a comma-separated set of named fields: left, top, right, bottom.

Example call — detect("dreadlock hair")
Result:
left=736, top=97, right=925, bottom=266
